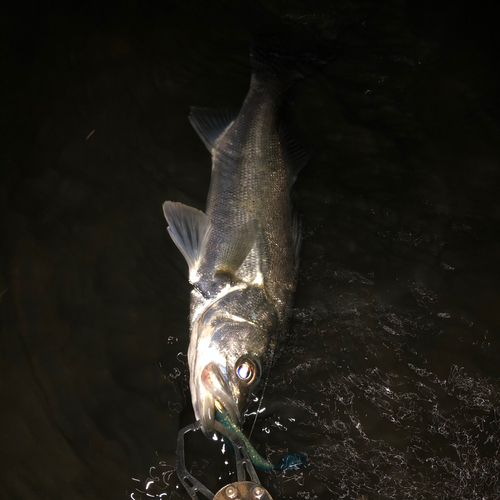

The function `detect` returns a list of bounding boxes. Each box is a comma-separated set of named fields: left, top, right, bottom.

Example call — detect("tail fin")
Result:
left=246, top=5, right=331, bottom=84
left=250, top=37, right=322, bottom=85
left=249, top=38, right=307, bottom=84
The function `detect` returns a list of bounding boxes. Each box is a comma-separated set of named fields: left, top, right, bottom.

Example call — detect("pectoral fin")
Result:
left=162, top=201, right=210, bottom=276
left=214, top=220, right=257, bottom=280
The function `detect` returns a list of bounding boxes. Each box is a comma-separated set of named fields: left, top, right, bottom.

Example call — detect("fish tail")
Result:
left=246, top=3, right=331, bottom=87
left=249, top=37, right=317, bottom=87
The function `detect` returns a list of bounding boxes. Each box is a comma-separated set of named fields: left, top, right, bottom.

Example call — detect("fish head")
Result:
left=188, top=287, right=278, bottom=437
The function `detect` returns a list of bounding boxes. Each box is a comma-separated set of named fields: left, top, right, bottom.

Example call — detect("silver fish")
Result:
left=163, top=44, right=309, bottom=437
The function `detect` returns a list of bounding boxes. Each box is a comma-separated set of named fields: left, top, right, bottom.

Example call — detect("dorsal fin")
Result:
left=280, top=124, right=314, bottom=184
left=291, top=209, right=302, bottom=267
left=189, top=107, right=238, bottom=152
left=162, top=201, right=210, bottom=279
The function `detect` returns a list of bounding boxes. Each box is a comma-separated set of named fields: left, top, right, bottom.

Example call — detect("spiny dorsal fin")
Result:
left=162, top=201, right=210, bottom=277
left=189, top=107, right=238, bottom=152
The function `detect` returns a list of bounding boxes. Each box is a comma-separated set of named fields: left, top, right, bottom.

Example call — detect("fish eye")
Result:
left=235, top=356, right=259, bottom=385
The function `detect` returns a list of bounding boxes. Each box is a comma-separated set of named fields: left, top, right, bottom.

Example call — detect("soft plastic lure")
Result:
left=214, top=401, right=307, bottom=472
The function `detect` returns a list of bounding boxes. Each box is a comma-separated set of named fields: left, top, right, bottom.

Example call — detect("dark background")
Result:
left=1, top=1, right=499, bottom=499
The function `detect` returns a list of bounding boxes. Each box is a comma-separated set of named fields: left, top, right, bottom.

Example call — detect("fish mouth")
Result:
left=199, top=361, right=241, bottom=436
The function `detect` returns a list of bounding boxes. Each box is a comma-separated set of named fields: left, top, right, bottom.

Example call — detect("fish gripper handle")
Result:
left=175, top=421, right=273, bottom=500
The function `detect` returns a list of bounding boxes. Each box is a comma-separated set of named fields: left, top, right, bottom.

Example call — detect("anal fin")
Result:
left=189, top=107, right=239, bottom=152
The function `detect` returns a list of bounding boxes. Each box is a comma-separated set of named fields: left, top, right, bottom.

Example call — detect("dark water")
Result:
left=2, top=2, right=499, bottom=499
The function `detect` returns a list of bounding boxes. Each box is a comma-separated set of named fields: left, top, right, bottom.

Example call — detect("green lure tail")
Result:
left=214, top=408, right=307, bottom=472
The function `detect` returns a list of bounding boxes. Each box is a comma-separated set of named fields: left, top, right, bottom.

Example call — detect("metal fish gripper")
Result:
left=176, top=420, right=273, bottom=500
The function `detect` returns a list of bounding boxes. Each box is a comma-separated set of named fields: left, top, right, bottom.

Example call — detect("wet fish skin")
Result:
left=163, top=45, right=307, bottom=437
